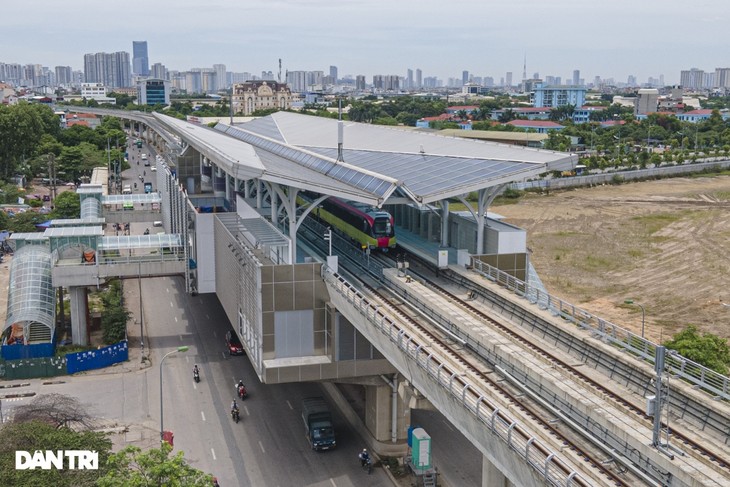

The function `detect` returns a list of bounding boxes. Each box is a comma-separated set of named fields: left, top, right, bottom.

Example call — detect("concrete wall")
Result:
left=195, top=213, right=216, bottom=293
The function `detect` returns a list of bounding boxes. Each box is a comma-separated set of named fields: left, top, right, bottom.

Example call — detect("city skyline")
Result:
left=2, top=0, right=729, bottom=84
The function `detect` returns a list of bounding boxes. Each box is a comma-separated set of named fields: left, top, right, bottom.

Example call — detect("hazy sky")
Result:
left=2, top=0, right=728, bottom=84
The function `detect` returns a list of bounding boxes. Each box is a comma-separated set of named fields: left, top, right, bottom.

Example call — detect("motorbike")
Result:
left=231, top=407, right=240, bottom=423
left=360, top=456, right=372, bottom=474
left=193, top=369, right=200, bottom=383
left=235, top=382, right=247, bottom=399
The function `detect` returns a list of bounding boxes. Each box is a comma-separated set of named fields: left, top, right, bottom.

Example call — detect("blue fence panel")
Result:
left=66, top=341, right=129, bottom=374
left=1, top=342, right=56, bottom=360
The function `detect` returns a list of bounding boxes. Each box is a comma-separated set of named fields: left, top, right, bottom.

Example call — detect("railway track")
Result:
left=358, top=278, right=628, bottom=486
left=299, top=217, right=728, bottom=485
left=387, top=249, right=730, bottom=485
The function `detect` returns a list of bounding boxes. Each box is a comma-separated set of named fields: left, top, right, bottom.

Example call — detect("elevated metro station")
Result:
left=7, top=108, right=588, bottom=486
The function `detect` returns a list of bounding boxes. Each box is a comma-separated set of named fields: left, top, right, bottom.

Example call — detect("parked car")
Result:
left=225, top=330, right=244, bottom=355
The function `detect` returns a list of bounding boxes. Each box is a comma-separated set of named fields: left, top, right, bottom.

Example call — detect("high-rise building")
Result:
left=372, top=75, right=399, bottom=91
left=213, top=64, right=227, bottom=91
left=415, top=69, right=422, bottom=89
left=286, top=71, right=307, bottom=92
left=406, top=69, right=413, bottom=90
left=132, top=41, right=149, bottom=76
left=572, top=69, right=580, bottom=86
left=150, top=63, right=167, bottom=80
left=329, top=65, right=338, bottom=83
left=355, top=75, right=366, bottom=90
left=505, top=72, right=513, bottom=87
left=715, top=68, right=730, bottom=88
left=55, top=66, right=73, bottom=86
left=680, top=68, right=705, bottom=90
left=83, top=51, right=131, bottom=88
left=462, top=70, right=469, bottom=85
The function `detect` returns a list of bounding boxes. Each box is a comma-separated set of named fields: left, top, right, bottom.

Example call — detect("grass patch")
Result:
left=582, top=255, right=615, bottom=271
left=56, top=344, right=95, bottom=357
left=712, top=191, right=730, bottom=201
left=627, top=249, right=644, bottom=258
left=631, top=213, right=682, bottom=235
left=551, top=230, right=582, bottom=237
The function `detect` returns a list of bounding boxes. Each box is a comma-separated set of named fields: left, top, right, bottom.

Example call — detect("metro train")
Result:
left=308, top=194, right=396, bottom=251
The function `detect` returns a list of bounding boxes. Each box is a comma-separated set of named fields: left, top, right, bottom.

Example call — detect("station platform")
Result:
left=394, top=225, right=466, bottom=267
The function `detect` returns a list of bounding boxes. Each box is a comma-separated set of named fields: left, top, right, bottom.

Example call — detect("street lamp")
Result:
left=160, top=346, right=189, bottom=441
left=624, top=299, right=645, bottom=338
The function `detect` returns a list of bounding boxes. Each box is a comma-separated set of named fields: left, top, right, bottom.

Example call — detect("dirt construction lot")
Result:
left=491, top=175, right=730, bottom=343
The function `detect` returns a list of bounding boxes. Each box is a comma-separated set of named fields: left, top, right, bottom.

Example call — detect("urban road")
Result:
left=2, top=275, right=481, bottom=486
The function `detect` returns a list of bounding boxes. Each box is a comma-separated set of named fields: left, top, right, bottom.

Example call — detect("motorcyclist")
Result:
left=237, top=380, right=246, bottom=397
left=193, top=364, right=199, bottom=377
left=359, top=448, right=370, bottom=467
left=231, top=399, right=239, bottom=414
left=144, top=228, right=150, bottom=235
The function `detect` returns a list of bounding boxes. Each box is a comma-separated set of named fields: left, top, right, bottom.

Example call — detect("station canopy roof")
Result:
left=160, top=111, right=577, bottom=207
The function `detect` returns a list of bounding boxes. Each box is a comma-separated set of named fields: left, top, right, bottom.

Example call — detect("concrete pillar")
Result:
left=244, top=179, right=251, bottom=199
left=365, top=382, right=410, bottom=444
left=441, top=201, right=449, bottom=247
left=256, top=179, right=262, bottom=209
left=482, top=455, right=512, bottom=487
left=69, top=286, right=89, bottom=346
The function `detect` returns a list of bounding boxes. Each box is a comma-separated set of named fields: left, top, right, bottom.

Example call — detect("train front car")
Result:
left=367, top=208, right=396, bottom=251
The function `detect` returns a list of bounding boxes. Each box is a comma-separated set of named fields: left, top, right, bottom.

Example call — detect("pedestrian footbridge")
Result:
left=3, top=185, right=187, bottom=349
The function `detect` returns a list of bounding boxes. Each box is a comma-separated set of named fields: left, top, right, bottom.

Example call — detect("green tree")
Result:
left=0, top=420, right=112, bottom=487
left=100, top=279, right=130, bottom=344
left=97, top=443, right=212, bottom=487
left=663, top=325, right=730, bottom=375
left=8, top=211, right=46, bottom=232
left=51, top=190, right=81, bottom=219
left=0, top=103, right=49, bottom=177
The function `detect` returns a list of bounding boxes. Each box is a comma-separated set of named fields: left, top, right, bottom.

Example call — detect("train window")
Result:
left=373, top=218, right=391, bottom=236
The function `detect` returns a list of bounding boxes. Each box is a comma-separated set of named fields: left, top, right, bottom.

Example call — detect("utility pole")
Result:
left=47, top=153, right=58, bottom=201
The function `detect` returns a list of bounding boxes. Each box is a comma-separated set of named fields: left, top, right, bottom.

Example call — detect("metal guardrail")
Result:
left=470, top=258, right=730, bottom=401
left=510, top=159, right=730, bottom=191
left=325, top=271, right=590, bottom=487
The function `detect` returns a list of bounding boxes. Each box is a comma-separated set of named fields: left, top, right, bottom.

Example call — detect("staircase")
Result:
left=27, top=322, right=52, bottom=344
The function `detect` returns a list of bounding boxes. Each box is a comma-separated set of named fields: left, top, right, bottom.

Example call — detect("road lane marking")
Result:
left=210, top=448, right=217, bottom=460
left=258, top=441, right=265, bottom=453
left=166, top=288, right=169, bottom=293
left=243, top=405, right=249, bottom=416
left=170, top=302, right=173, bottom=307
left=201, top=411, right=206, bottom=421
left=206, top=314, right=210, bottom=319
left=193, top=382, right=197, bottom=390
left=213, top=331, right=217, bottom=338
left=185, top=356, right=189, bottom=363
left=286, top=400, right=293, bottom=410
left=179, top=335, right=182, bottom=341
left=222, top=352, right=227, bottom=359
left=174, top=317, right=178, bottom=323
left=330, top=479, right=337, bottom=487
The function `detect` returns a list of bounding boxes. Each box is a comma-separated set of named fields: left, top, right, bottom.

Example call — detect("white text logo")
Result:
left=15, top=450, right=98, bottom=470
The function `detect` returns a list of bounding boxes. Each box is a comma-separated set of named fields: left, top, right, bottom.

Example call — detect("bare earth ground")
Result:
left=491, top=175, right=730, bottom=343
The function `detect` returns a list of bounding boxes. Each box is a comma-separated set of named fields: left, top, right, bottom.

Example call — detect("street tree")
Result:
left=51, top=190, right=81, bottom=219
left=13, top=393, right=97, bottom=429
left=0, top=420, right=111, bottom=487
left=97, top=442, right=212, bottom=487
